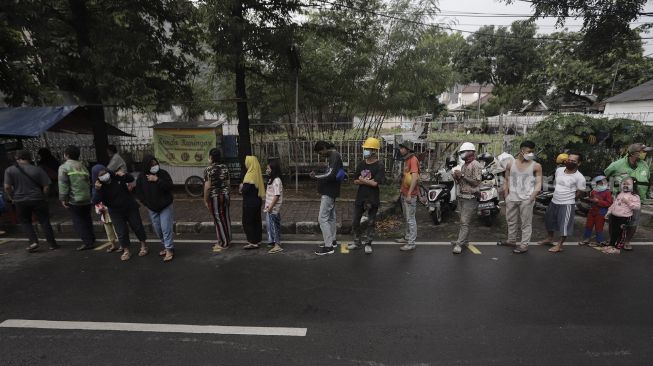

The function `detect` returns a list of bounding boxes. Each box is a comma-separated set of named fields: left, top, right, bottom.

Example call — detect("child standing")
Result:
left=264, top=158, right=284, bottom=254
left=579, top=175, right=613, bottom=247
left=604, top=177, right=641, bottom=254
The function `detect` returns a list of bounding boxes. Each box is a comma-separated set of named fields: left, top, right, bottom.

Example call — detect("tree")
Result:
left=503, top=0, right=648, bottom=57
left=455, top=21, right=545, bottom=113
left=1, top=0, right=202, bottom=163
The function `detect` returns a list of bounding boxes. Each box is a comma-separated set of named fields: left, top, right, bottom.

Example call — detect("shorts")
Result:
left=626, top=209, right=641, bottom=227
left=545, top=203, right=576, bottom=237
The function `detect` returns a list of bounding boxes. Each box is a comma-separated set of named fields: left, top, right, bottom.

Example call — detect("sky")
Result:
left=435, top=0, right=653, bottom=55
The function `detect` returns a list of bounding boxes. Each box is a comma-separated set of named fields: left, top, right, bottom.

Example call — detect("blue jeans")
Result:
left=148, top=204, right=174, bottom=250
left=266, top=212, right=281, bottom=244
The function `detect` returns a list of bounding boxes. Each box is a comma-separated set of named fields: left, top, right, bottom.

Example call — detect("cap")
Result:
left=627, top=143, right=653, bottom=154
left=592, top=175, right=607, bottom=183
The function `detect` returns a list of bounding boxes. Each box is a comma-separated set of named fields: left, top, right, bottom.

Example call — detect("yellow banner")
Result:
left=153, top=129, right=216, bottom=166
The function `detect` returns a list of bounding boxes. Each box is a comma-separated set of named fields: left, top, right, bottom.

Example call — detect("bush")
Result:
left=518, top=114, right=653, bottom=176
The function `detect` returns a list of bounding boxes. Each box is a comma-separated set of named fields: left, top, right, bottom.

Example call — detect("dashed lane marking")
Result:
left=0, top=319, right=307, bottom=337
left=2, top=238, right=653, bottom=246
left=467, top=244, right=482, bottom=255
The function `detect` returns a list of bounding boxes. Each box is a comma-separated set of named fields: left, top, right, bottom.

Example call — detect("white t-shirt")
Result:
left=265, top=177, right=283, bottom=214
left=552, top=167, right=586, bottom=205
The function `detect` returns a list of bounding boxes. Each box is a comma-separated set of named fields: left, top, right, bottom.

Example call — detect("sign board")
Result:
left=153, top=128, right=216, bottom=167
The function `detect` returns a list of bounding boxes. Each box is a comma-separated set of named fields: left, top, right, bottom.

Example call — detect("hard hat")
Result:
left=459, top=142, right=476, bottom=152
left=556, top=153, right=569, bottom=165
left=399, top=140, right=415, bottom=152
left=362, top=137, right=381, bottom=150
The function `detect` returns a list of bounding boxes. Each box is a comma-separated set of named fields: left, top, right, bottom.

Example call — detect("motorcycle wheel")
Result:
left=430, top=206, right=442, bottom=225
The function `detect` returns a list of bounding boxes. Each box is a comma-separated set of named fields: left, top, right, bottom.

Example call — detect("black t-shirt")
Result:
left=354, top=160, right=385, bottom=205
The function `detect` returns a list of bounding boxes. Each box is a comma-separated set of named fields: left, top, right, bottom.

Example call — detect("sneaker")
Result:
left=347, top=242, right=361, bottom=250
left=395, top=238, right=408, bottom=244
left=26, top=243, right=39, bottom=253
left=315, top=246, right=335, bottom=256
left=452, top=244, right=462, bottom=254
left=399, top=244, right=416, bottom=251
left=332, top=241, right=339, bottom=249
left=364, top=245, right=373, bottom=254
left=512, top=244, right=528, bottom=254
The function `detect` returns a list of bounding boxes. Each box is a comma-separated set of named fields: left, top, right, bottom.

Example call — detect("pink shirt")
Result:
left=607, top=192, right=641, bottom=218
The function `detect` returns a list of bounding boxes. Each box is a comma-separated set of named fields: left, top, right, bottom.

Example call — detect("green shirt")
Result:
left=58, top=160, right=92, bottom=205
left=604, top=157, right=650, bottom=201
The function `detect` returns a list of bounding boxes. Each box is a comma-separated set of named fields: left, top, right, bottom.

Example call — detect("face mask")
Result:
left=460, top=152, right=469, bottom=160
left=565, top=162, right=578, bottom=170
left=595, top=185, right=608, bottom=192
left=639, top=152, right=647, bottom=161
left=363, top=150, right=372, bottom=158
left=265, top=168, right=271, bottom=176
left=98, top=173, right=111, bottom=183
left=523, top=152, right=535, bottom=161
left=150, top=165, right=160, bottom=174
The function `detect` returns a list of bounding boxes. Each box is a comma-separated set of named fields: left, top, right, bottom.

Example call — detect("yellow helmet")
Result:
left=556, top=153, right=569, bottom=165
left=362, top=137, right=381, bottom=150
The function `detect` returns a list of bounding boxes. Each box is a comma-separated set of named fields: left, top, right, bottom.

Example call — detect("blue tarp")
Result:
left=0, top=105, right=132, bottom=137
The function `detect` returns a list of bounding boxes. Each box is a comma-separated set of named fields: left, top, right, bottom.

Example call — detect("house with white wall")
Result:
left=604, top=79, right=653, bottom=114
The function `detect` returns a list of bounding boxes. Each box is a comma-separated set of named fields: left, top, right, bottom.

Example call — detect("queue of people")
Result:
left=2, top=140, right=651, bottom=260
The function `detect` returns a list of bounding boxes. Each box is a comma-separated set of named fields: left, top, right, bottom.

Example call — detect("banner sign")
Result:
left=153, top=129, right=216, bottom=166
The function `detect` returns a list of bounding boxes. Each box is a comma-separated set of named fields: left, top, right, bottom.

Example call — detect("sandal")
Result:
left=159, top=250, right=166, bottom=256
left=138, top=247, right=149, bottom=257
left=602, top=246, right=621, bottom=254
left=243, top=243, right=260, bottom=250
left=120, top=250, right=132, bottom=261
left=623, top=244, right=633, bottom=251
left=212, top=244, right=225, bottom=253
left=548, top=245, right=564, bottom=253
left=513, top=244, right=528, bottom=254
left=163, top=250, right=174, bottom=262
left=268, top=245, right=284, bottom=254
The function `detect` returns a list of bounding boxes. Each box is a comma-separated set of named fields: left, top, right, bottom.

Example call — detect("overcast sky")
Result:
left=436, top=0, right=653, bottom=55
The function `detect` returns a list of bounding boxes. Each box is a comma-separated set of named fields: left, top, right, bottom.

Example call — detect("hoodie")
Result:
left=91, top=164, right=137, bottom=212
left=58, top=159, right=91, bottom=205
left=134, top=155, right=174, bottom=212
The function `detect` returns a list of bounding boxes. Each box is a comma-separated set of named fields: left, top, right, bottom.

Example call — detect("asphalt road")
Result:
left=1, top=234, right=653, bottom=366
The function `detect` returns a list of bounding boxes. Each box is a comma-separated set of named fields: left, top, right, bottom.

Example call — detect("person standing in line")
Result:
left=58, top=145, right=96, bottom=251
left=91, top=163, right=120, bottom=253
left=311, top=141, right=343, bottom=256
left=451, top=142, right=482, bottom=255
left=395, top=140, right=419, bottom=251
left=204, top=148, right=231, bottom=252
left=348, top=137, right=385, bottom=255
left=604, top=177, right=641, bottom=254
left=135, top=155, right=175, bottom=262
left=578, top=176, right=613, bottom=247
left=37, top=148, right=60, bottom=194
left=92, top=165, right=148, bottom=261
left=4, top=150, right=59, bottom=252
left=106, top=145, right=127, bottom=173
left=263, top=158, right=284, bottom=254
left=538, top=152, right=587, bottom=253
left=502, top=141, right=543, bottom=254
left=603, top=143, right=652, bottom=251
left=241, top=155, right=265, bottom=249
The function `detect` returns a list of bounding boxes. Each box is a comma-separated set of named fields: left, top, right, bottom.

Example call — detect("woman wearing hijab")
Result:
left=240, top=156, right=265, bottom=249
left=135, top=155, right=175, bottom=262
left=90, top=164, right=120, bottom=253
left=92, top=164, right=148, bottom=261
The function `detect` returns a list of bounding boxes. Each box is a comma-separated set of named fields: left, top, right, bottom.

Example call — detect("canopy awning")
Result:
left=0, top=105, right=134, bottom=138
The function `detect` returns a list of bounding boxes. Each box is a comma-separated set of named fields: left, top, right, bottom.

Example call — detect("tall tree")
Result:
left=1, top=0, right=202, bottom=163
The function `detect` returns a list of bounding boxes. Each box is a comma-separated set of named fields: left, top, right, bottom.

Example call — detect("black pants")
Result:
left=243, top=204, right=262, bottom=244
left=109, top=207, right=147, bottom=249
left=14, top=200, right=56, bottom=246
left=68, top=204, right=96, bottom=247
left=352, top=201, right=379, bottom=245
left=609, top=215, right=630, bottom=249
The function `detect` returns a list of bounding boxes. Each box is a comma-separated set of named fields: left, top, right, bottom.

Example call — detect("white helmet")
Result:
left=459, top=142, right=476, bottom=152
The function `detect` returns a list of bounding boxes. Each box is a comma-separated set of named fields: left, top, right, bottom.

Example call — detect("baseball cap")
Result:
left=627, top=143, right=653, bottom=154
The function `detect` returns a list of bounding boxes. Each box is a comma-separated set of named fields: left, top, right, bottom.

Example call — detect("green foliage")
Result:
left=520, top=114, right=653, bottom=175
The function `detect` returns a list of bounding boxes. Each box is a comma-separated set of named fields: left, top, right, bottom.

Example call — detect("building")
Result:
left=603, top=79, right=653, bottom=114
left=440, top=83, right=494, bottom=112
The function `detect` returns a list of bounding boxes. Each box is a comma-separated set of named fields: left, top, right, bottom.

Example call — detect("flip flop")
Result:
left=159, top=250, right=166, bottom=256
left=138, top=247, right=149, bottom=257
left=548, top=246, right=564, bottom=253
left=163, top=252, right=174, bottom=262
left=212, top=245, right=225, bottom=253
left=268, top=246, right=284, bottom=254
left=120, top=251, right=131, bottom=261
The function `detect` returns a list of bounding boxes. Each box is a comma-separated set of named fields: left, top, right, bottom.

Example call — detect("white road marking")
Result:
left=0, top=319, right=307, bottom=337
left=2, top=238, right=653, bottom=246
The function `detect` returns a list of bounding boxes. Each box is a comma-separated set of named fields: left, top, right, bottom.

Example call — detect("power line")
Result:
left=308, top=0, right=653, bottom=42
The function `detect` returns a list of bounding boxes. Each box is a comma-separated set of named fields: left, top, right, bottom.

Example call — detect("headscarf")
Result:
left=243, top=155, right=265, bottom=199
left=141, top=154, right=157, bottom=174
left=91, top=164, right=108, bottom=196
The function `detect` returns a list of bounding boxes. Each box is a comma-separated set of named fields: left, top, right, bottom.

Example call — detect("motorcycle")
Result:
left=477, top=153, right=501, bottom=226
left=418, top=156, right=458, bottom=225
